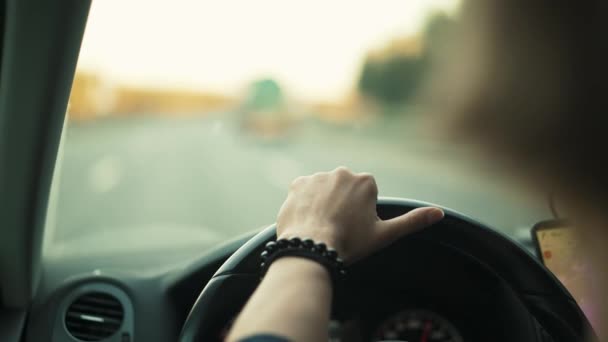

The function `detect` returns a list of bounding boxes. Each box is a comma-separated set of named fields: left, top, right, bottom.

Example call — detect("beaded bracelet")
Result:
left=259, top=237, right=347, bottom=282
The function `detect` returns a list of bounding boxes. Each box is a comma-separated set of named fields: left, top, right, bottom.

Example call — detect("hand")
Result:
left=276, top=167, right=444, bottom=262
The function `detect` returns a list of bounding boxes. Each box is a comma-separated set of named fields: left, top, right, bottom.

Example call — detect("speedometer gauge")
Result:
left=373, top=309, right=463, bottom=342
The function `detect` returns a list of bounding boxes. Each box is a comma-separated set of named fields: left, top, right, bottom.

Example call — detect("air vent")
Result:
left=64, top=291, right=124, bottom=341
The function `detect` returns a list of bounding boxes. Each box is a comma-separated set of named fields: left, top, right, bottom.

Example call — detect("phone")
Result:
left=532, top=220, right=598, bottom=329
left=532, top=219, right=576, bottom=265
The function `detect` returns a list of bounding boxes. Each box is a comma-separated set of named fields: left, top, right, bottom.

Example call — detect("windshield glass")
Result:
left=50, top=0, right=548, bottom=253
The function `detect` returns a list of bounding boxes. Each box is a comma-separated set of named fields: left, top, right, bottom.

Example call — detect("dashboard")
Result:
left=24, top=228, right=541, bottom=342
left=365, top=309, right=464, bottom=342
left=25, top=236, right=249, bottom=342
left=325, top=233, right=539, bottom=342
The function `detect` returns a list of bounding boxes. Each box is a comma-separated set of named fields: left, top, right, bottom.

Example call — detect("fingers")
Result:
left=333, top=166, right=353, bottom=175
left=292, top=167, right=375, bottom=187
left=328, top=167, right=378, bottom=197
left=289, top=167, right=356, bottom=189
left=356, top=173, right=378, bottom=197
left=378, top=207, right=444, bottom=243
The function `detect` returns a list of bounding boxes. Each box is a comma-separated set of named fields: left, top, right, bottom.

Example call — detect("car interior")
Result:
left=0, top=0, right=597, bottom=341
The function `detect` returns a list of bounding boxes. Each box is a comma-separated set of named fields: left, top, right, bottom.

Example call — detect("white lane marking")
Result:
left=89, top=155, right=122, bottom=193
left=211, top=120, right=223, bottom=135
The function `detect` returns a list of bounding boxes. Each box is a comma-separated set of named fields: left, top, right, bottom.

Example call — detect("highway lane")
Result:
left=49, top=114, right=549, bottom=250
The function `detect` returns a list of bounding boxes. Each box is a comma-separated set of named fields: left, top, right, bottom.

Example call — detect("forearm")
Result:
left=226, top=257, right=332, bottom=342
left=226, top=168, right=442, bottom=341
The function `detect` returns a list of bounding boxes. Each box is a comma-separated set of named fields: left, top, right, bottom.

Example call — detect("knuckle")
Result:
left=311, top=171, right=326, bottom=179
left=359, top=174, right=378, bottom=195
left=333, top=166, right=352, bottom=176
left=357, top=172, right=375, bottom=183
left=289, top=176, right=308, bottom=189
left=367, top=182, right=379, bottom=196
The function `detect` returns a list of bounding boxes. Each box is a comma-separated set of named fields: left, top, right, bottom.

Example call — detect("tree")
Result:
left=357, top=12, right=457, bottom=107
left=358, top=48, right=426, bottom=105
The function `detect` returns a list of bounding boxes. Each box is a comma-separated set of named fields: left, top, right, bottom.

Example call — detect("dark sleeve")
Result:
left=238, top=334, right=290, bottom=342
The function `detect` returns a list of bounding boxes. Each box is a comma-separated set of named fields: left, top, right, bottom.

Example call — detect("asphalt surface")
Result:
left=49, top=113, right=549, bottom=251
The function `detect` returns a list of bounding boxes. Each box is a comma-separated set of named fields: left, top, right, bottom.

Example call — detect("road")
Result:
left=49, top=113, right=549, bottom=251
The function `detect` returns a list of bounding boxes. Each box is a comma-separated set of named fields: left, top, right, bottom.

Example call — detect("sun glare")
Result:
left=77, top=0, right=458, bottom=102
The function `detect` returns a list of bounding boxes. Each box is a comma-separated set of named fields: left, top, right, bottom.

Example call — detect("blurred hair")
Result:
left=428, top=4, right=608, bottom=338
left=427, top=0, right=607, bottom=204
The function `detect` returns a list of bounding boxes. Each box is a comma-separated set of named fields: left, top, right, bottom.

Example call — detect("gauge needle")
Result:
left=420, top=321, right=432, bottom=342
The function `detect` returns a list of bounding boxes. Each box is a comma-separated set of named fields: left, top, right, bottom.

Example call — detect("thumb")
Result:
left=378, top=207, right=444, bottom=243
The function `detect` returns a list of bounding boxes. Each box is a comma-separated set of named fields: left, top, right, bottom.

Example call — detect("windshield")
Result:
left=49, top=0, right=548, bottom=253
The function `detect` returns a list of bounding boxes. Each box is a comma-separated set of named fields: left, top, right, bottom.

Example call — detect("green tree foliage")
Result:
left=359, top=50, right=427, bottom=105
left=357, top=12, right=457, bottom=107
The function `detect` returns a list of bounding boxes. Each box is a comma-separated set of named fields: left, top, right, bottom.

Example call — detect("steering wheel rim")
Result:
left=179, top=197, right=593, bottom=342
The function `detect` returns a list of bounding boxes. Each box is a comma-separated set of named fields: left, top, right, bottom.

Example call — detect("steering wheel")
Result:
left=179, top=198, right=593, bottom=341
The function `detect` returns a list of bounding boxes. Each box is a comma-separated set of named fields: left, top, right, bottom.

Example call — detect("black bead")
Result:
left=302, top=238, right=314, bottom=249
left=325, top=248, right=338, bottom=259
left=265, top=241, right=276, bottom=251
left=289, top=237, right=302, bottom=247
left=335, top=257, right=344, bottom=267
left=260, top=250, right=269, bottom=260
left=276, top=239, right=289, bottom=248
left=316, top=242, right=327, bottom=252
left=260, top=262, right=266, bottom=269
left=339, top=269, right=347, bottom=276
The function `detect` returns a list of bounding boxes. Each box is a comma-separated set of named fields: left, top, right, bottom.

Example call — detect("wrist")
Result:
left=267, top=257, right=331, bottom=281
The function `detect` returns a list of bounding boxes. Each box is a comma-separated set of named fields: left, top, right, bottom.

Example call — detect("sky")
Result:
left=77, top=0, right=459, bottom=102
